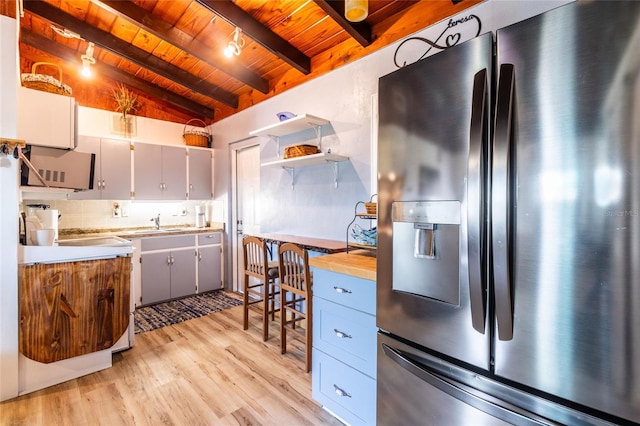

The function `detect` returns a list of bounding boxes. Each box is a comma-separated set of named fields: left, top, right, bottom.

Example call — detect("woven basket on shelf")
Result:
left=183, top=119, right=212, bottom=147
left=21, top=62, right=72, bottom=96
left=364, top=202, right=377, bottom=215
left=284, top=144, right=320, bottom=159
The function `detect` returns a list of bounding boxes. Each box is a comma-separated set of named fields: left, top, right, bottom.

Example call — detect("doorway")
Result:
left=231, top=143, right=261, bottom=292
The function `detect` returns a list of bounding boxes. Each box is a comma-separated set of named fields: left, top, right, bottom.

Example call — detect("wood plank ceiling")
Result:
left=16, top=0, right=481, bottom=125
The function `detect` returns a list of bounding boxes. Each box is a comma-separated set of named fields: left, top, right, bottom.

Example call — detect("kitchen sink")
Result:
left=58, top=236, right=132, bottom=247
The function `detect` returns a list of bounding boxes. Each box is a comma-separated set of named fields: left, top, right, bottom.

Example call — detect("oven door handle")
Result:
left=381, top=343, right=548, bottom=426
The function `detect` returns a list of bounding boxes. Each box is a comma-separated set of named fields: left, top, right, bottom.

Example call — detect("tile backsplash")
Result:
left=22, top=199, right=224, bottom=231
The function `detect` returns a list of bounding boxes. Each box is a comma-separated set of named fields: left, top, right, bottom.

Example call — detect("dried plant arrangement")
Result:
left=112, top=83, right=138, bottom=120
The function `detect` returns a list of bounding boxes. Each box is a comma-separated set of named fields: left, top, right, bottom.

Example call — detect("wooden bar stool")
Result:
left=242, top=236, right=279, bottom=341
left=278, top=242, right=312, bottom=372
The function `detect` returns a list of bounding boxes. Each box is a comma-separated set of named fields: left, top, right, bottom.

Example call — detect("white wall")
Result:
left=0, top=12, right=20, bottom=402
left=210, top=0, right=574, bottom=240
left=78, top=106, right=185, bottom=146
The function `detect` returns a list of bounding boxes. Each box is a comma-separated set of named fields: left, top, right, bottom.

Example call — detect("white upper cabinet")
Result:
left=17, top=86, right=77, bottom=149
left=134, top=143, right=187, bottom=200
left=188, top=148, right=213, bottom=200
left=69, top=136, right=131, bottom=200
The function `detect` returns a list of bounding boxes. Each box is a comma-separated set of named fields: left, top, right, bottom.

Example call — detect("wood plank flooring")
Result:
left=0, top=294, right=343, bottom=426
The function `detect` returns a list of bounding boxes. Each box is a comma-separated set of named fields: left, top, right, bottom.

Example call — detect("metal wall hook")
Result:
left=0, top=137, right=26, bottom=157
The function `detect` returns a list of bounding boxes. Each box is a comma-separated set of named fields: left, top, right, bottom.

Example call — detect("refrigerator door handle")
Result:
left=467, top=68, right=488, bottom=334
left=492, top=63, right=515, bottom=340
left=382, top=343, right=548, bottom=426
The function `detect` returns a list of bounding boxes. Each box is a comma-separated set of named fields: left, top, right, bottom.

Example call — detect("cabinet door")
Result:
left=141, top=251, right=171, bottom=304
left=17, top=86, right=76, bottom=149
left=134, top=143, right=163, bottom=199
left=68, top=136, right=101, bottom=200
left=20, top=257, right=130, bottom=363
left=188, top=149, right=213, bottom=200
left=198, top=245, right=221, bottom=292
left=161, top=146, right=187, bottom=200
left=170, top=249, right=197, bottom=298
left=100, top=138, right=131, bottom=200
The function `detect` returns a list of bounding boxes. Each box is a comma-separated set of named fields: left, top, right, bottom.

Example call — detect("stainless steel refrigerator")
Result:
left=377, top=1, right=640, bottom=424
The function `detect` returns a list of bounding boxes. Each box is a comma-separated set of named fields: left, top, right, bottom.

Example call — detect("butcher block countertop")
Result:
left=309, top=250, right=376, bottom=281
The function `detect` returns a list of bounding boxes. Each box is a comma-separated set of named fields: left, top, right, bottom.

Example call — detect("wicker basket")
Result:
left=364, top=202, right=377, bottom=215
left=284, top=144, right=320, bottom=159
left=183, top=119, right=212, bottom=147
left=21, top=62, right=72, bottom=96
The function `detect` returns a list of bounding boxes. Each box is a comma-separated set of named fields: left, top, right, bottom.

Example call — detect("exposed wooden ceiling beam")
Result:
left=312, top=0, right=372, bottom=47
left=195, top=0, right=311, bottom=75
left=90, top=0, right=269, bottom=94
left=23, top=0, right=239, bottom=108
left=20, top=29, right=215, bottom=119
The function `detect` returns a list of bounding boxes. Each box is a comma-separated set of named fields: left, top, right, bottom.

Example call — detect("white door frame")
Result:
left=230, top=138, right=260, bottom=293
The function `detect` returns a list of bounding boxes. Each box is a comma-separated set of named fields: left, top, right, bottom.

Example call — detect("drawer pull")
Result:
left=333, top=286, right=352, bottom=294
left=333, top=384, right=352, bottom=398
left=333, top=329, right=352, bottom=339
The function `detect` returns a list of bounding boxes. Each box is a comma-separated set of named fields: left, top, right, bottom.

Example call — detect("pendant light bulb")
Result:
left=81, top=60, right=92, bottom=77
left=80, top=42, right=96, bottom=78
left=224, top=44, right=236, bottom=58
left=345, top=0, right=368, bottom=22
left=224, top=27, right=244, bottom=58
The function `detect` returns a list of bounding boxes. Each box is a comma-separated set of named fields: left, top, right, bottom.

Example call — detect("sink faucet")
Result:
left=151, top=214, right=160, bottom=230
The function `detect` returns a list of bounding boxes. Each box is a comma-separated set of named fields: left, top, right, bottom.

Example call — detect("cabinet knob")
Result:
left=333, top=286, right=352, bottom=294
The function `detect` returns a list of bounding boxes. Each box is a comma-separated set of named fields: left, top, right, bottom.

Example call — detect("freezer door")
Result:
left=377, top=33, right=492, bottom=369
left=493, top=1, right=640, bottom=422
left=377, top=333, right=610, bottom=426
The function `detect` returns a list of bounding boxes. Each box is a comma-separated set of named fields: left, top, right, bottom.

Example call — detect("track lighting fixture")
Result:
left=224, top=27, right=245, bottom=58
left=50, top=24, right=81, bottom=39
left=50, top=25, right=97, bottom=78
left=345, top=0, right=368, bottom=22
left=81, top=42, right=96, bottom=77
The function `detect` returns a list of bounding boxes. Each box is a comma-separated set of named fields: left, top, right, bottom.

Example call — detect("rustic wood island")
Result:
left=20, top=256, right=131, bottom=364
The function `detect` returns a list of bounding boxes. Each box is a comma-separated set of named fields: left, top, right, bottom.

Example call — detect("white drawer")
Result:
left=141, top=234, right=195, bottom=251
left=313, top=296, right=376, bottom=378
left=312, top=268, right=376, bottom=315
left=312, top=349, right=376, bottom=426
left=197, top=232, right=221, bottom=245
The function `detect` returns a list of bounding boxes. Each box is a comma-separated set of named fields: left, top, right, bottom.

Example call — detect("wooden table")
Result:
left=249, top=233, right=347, bottom=254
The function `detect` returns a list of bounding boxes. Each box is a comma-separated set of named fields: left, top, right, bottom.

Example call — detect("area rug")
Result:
left=134, top=290, right=242, bottom=334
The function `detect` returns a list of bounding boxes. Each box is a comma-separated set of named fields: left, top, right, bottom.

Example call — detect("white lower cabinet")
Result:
left=312, top=268, right=376, bottom=425
left=140, top=232, right=222, bottom=305
left=140, top=235, right=196, bottom=305
left=196, top=232, right=222, bottom=292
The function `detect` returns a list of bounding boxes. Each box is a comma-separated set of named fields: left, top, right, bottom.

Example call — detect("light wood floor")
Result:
left=0, top=294, right=343, bottom=426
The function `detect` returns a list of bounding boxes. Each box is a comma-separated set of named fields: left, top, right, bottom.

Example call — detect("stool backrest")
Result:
left=243, top=236, right=269, bottom=280
left=278, top=243, right=310, bottom=293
